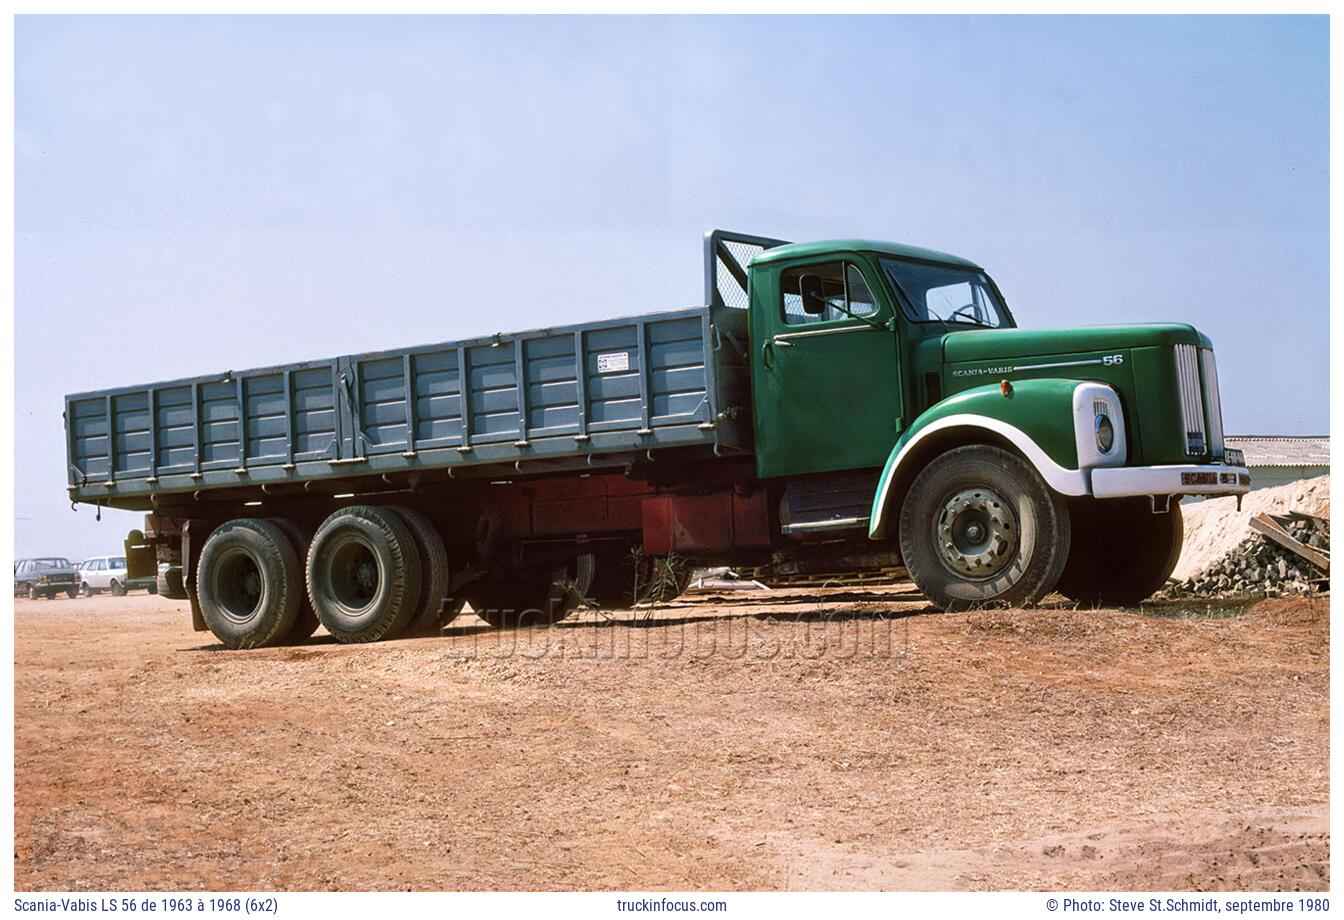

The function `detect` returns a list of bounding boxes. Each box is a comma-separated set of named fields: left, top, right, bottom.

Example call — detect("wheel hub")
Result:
left=215, top=550, right=263, bottom=622
left=328, top=537, right=380, bottom=611
left=936, top=487, right=1017, bottom=579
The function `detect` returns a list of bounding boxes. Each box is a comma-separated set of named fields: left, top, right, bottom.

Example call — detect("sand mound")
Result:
left=1172, top=474, right=1329, bottom=582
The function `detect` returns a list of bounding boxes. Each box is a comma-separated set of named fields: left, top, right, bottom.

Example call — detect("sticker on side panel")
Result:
left=596, top=352, right=631, bottom=374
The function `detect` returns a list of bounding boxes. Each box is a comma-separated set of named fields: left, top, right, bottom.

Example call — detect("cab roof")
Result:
left=750, top=238, right=982, bottom=271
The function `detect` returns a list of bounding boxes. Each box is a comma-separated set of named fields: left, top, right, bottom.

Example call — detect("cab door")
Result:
left=751, top=258, right=905, bottom=479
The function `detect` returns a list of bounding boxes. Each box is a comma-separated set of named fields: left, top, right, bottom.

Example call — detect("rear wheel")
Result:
left=898, top=445, right=1071, bottom=611
left=110, top=579, right=127, bottom=597
left=267, top=518, right=321, bottom=642
left=467, top=553, right=594, bottom=628
left=66, top=586, right=78, bottom=599
left=197, top=518, right=302, bottom=649
left=388, top=506, right=451, bottom=638
left=156, top=566, right=189, bottom=600
left=1056, top=499, right=1183, bottom=607
left=307, top=505, right=422, bottom=643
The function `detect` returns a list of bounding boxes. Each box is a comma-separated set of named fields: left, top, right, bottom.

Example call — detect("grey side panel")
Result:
left=66, top=307, right=753, bottom=502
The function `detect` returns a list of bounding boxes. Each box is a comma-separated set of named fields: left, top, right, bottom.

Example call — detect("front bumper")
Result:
left=1090, top=463, right=1251, bottom=499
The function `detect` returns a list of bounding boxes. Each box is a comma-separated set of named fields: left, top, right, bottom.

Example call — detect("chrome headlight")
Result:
left=1095, top=412, right=1115, bottom=454
left=1073, top=383, right=1127, bottom=469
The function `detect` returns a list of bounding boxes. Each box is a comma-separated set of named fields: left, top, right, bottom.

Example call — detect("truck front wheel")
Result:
left=1056, top=499, right=1183, bottom=607
left=306, top=505, right=422, bottom=643
left=899, top=445, right=1071, bottom=611
left=197, top=518, right=302, bottom=649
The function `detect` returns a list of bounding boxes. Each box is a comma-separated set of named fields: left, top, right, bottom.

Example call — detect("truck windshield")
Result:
left=880, top=258, right=1011, bottom=329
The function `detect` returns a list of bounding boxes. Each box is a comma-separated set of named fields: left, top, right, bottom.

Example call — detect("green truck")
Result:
left=65, top=230, right=1248, bottom=648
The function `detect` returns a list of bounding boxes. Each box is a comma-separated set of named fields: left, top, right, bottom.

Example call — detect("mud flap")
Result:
left=123, top=529, right=156, bottom=580
left=182, top=519, right=209, bottom=632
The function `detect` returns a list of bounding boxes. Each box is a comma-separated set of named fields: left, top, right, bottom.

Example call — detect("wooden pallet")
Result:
left=737, top=566, right=910, bottom=588
left=1249, top=513, right=1329, bottom=573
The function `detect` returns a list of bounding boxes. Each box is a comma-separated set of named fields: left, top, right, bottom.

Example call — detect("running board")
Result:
left=780, top=516, right=870, bottom=536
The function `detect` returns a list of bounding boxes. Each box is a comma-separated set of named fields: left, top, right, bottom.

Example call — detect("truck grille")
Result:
left=1200, top=347, right=1226, bottom=458
left=1174, top=343, right=1225, bottom=458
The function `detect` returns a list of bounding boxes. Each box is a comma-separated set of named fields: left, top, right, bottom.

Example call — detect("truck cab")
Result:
left=710, top=231, right=1249, bottom=609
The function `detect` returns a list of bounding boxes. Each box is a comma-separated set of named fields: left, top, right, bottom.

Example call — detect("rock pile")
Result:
left=1162, top=515, right=1328, bottom=599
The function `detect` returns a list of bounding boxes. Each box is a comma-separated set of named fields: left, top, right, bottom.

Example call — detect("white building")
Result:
left=1225, top=436, right=1329, bottom=492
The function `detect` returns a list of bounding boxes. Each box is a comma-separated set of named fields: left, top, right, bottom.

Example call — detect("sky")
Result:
left=14, top=14, right=1329, bottom=560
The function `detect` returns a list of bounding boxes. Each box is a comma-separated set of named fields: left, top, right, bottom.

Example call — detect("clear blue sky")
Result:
left=15, top=14, right=1329, bottom=559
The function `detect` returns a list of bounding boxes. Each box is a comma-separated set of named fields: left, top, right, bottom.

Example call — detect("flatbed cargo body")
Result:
left=66, top=305, right=752, bottom=511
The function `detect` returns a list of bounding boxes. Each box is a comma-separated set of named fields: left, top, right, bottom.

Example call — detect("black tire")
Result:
left=307, top=505, right=422, bottom=643
left=197, top=518, right=302, bottom=649
left=156, top=566, right=189, bottom=600
left=80, top=582, right=93, bottom=597
left=1056, top=499, right=1184, bottom=607
left=388, top=506, right=451, bottom=637
left=110, top=579, right=127, bottom=597
left=467, top=553, right=595, bottom=629
left=66, top=586, right=79, bottom=599
left=266, top=518, right=321, bottom=642
left=898, top=445, right=1071, bottom=612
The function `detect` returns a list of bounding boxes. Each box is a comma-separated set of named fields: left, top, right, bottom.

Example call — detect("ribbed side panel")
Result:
left=200, top=380, right=241, bottom=466
left=64, top=305, right=748, bottom=495
left=356, top=356, right=409, bottom=453
left=69, top=397, right=110, bottom=479
left=111, top=392, right=152, bottom=475
left=244, top=373, right=288, bottom=463
left=293, top=367, right=337, bottom=458
left=155, top=386, right=195, bottom=470
left=410, top=350, right=463, bottom=448
left=647, top=316, right=709, bottom=422
left=524, top=335, right=580, bottom=437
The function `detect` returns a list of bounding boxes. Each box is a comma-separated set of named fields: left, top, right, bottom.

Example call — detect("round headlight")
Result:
left=1095, top=413, right=1115, bottom=453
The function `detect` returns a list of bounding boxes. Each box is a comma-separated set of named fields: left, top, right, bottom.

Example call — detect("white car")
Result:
left=77, top=555, right=156, bottom=596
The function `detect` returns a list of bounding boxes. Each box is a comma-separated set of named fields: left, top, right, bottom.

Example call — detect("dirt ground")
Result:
left=13, top=586, right=1329, bottom=892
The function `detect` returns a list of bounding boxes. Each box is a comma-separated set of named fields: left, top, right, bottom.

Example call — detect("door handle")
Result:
left=763, top=335, right=797, bottom=370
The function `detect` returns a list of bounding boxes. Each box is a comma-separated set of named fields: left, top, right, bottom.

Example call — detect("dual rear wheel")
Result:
left=196, top=505, right=450, bottom=649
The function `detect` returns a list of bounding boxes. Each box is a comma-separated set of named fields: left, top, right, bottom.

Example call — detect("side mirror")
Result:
left=799, top=275, right=827, bottom=315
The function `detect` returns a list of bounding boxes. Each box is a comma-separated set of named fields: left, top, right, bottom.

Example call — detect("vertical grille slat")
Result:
left=1200, top=347, right=1226, bottom=458
left=1174, top=343, right=1206, bottom=456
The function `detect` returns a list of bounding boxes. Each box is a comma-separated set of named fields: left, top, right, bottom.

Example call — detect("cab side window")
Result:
left=781, top=261, right=879, bottom=326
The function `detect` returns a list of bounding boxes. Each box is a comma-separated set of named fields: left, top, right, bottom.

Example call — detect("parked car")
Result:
left=14, top=558, right=80, bottom=599
left=77, top=554, right=157, bottom=596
